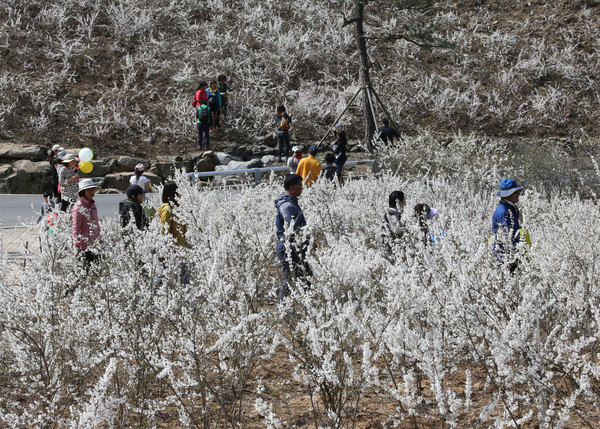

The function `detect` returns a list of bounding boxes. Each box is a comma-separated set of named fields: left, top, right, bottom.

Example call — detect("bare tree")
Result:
left=342, top=0, right=450, bottom=151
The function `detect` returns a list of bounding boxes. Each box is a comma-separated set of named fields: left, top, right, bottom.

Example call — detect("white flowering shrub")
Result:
left=2, top=143, right=600, bottom=427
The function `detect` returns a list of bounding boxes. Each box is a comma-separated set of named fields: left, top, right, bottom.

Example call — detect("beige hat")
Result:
left=78, top=179, right=100, bottom=193
left=62, top=153, right=76, bottom=164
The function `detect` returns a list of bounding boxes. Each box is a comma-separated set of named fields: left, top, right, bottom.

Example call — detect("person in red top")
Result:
left=192, top=81, right=208, bottom=108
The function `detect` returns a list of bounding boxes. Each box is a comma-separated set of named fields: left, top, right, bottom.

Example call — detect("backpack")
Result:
left=280, top=114, right=290, bottom=131
left=198, top=105, right=211, bottom=124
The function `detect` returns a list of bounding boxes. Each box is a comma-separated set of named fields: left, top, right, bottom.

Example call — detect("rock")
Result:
left=227, top=160, right=250, bottom=170
left=216, top=152, right=232, bottom=165
left=0, top=164, right=12, bottom=179
left=0, top=143, right=46, bottom=161
left=260, top=134, right=278, bottom=148
left=215, top=165, right=231, bottom=171
left=234, top=146, right=253, bottom=161
left=192, top=156, right=215, bottom=172
left=13, top=160, right=51, bottom=176
left=104, top=173, right=129, bottom=191
left=151, top=160, right=187, bottom=179
left=0, top=173, right=21, bottom=193
left=222, top=146, right=237, bottom=155
left=117, top=156, right=147, bottom=172
left=143, top=172, right=162, bottom=188
left=261, top=155, right=277, bottom=165
left=82, top=158, right=115, bottom=177
left=247, top=158, right=263, bottom=169
left=155, top=155, right=184, bottom=162
left=250, top=146, right=265, bottom=156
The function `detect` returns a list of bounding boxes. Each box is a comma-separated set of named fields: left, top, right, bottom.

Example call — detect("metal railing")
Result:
left=186, top=160, right=374, bottom=184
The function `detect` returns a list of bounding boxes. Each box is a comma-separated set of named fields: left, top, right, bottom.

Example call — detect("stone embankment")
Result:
left=0, top=137, right=363, bottom=194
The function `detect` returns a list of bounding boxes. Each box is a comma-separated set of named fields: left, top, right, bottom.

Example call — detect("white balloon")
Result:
left=78, top=147, right=94, bottom=162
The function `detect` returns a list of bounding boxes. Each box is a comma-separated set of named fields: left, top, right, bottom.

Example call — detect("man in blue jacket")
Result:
left=492, top=178, right=525, bottom=267
left=274, top=174, right=312, bottom=300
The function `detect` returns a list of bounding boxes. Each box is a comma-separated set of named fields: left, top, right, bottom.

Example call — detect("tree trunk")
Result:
left=353, top=0, right=376, bottom=152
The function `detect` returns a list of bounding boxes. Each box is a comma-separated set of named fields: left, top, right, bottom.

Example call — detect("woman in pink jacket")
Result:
left=72, top=179, right=101, bottom=266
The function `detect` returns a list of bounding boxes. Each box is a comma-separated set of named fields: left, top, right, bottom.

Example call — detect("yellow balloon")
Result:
left=80, top=161, right=93, bottom=174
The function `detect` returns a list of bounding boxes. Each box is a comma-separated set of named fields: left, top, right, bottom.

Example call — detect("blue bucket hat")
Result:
left=309, top=145, right=318, bottom=155
left=495, top=178, right=524, bottom=198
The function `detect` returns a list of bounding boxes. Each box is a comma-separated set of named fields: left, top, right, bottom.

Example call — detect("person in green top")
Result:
left=196, top=99, right=211, bottom=150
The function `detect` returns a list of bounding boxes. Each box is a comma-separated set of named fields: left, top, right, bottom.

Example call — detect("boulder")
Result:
left=79, top=158, right=115, bottom=178
left=234, top=146, right=253, bottom=161
left=246, top=158, right=263, bottom=169
left=151, top=160, right=187, bottom=179
left=13, top=160, right=51, bottom=176
left=216, top=152, right=232, bottom=165
left=222, top=146, right=237, bottom=156
left=215, top=165, right=231, bottom=171
left=227, top=160, right=250, bottom=170
left=1, top=168, right=51, bottom=194
left=117, top=156, right=147, bottom=172
left=143, top=172, right=162, bottom=188
left=0, top=143, right=46, bottom=161
left=155, top=155, right=184, bottom=162
left=0, top=172, right=21, bottom=193
left=261, top=155, right=277, bottom=165
left=104, top=173, right=129, bottom=191
left=192, top=156, right=215, bottom=172
left=260, top=134, right=278, bottom=148
left=0, top=164, right=12, bottom=179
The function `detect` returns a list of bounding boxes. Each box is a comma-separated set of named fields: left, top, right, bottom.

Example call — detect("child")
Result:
left=217, top=74, right=232, bottom=122
left=321, top=153, right=342, bottom=185
left=196, top=99, right=212, bottom=150
left=38, top=190, right=55, bottom=223
left=206, top=81, right=222, bottom=130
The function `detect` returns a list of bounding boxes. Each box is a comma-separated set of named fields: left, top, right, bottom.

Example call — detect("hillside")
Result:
left=1, top=0, right=599, bottom=158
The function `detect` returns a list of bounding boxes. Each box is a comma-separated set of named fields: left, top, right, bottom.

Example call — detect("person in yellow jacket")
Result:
left=295, top=145, right=322, bottom=186
left=158, top=181, right=188, bottom=247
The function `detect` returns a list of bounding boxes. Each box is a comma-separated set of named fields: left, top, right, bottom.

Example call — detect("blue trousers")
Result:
left=197, top=123, right=210, bottom=149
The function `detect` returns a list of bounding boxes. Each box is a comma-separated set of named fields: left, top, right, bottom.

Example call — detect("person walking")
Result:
left=295, top=145, right=321, bottom=186
left=275, top=104, right=292, bottom=162
left=120, top=185, right=149, bottom=230
left=321, top=153, right=341, bottom=185
left=59, top=154, right=80, bottom=212
left=274, top=174, right=312, bottom=299
left=492, top=178, right=526, bottom=270
left=159, top=181, right=190, bottom=284
left=196, top=99, right=212, bottom=150
left=381, top=190, right=407, bottom=253
left=413, top=203, right=438, bottom=246
left=332, top=128, right=348, bottom=173
left=72, top=179, right=101, bottom=266
left=206, top=80, right=222, bottom=129
left=49, top=144, right=64, bottom=203
left=159, top=181, right=188, bottom=248
left=217, top=74, right=232, bottom=122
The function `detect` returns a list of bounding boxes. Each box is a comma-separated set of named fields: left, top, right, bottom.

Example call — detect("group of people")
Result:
left=274, top=174, right=528, bottom=299
left=193, top=75, right=233, bottom=150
